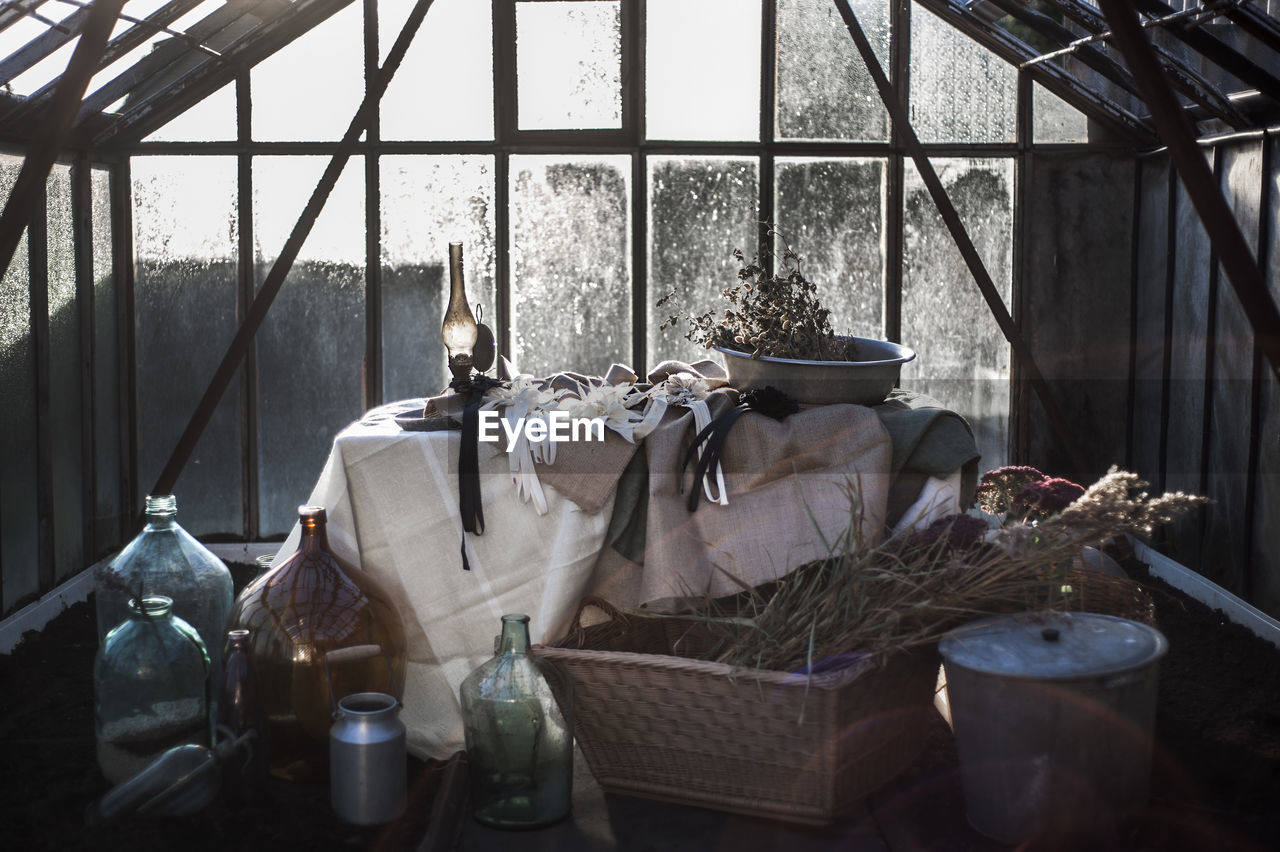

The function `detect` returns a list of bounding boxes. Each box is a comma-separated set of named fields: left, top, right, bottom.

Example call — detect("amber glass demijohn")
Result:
left=227, top=506, right=407, bottom=777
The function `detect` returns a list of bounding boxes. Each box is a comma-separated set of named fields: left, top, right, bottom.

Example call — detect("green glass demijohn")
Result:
left=460, top=614, right=573, bottom=828
left=94, top=495, right=233, bottom=692
left=94, top=595, right=211, bottom=785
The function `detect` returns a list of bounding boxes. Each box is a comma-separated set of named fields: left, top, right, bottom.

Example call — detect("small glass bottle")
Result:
left=216, top=629, right=268, bottom=804
left=95, top=596, right=211, bottom=785
left=94, top=495, right=233, bottom=696
left=227, top=506, right=407, bottom=778
left=460, top=614, right=573, bottom=828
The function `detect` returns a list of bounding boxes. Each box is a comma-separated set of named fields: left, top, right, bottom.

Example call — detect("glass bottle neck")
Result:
left=297, top=507, right=330, bottom=551
left=130, top=595, right=174, bottom=620
left=498, top=615, right=531, bottom=655
left=144, top=494, right=178, bottom=530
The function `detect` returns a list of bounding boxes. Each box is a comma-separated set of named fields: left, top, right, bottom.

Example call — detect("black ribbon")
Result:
left=680, top=386, right=798, bottom=512
left=451, top=374, right=504, bottom=570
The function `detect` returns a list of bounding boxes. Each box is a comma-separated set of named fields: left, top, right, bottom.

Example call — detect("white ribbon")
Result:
left=636, top=372, right=729, bottom=506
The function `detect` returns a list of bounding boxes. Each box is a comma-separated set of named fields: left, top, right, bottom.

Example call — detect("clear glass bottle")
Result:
left=460, top=614, right=573, bottom=828
left=94, top=595, right=211, bottom=785
left=216, top=629, right=268, bottom=804
left=227, top=506, right=407, bottom=779
left=94, top=495, right=233, bottom=693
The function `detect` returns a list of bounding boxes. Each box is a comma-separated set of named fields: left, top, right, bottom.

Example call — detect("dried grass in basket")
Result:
left=535, top=597, right=940, bottom=825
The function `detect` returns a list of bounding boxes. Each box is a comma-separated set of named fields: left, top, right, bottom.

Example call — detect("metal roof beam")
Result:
left=1, top=0, right=272, bottom=132
left=914, top=0, right=1155, bottom=143
left=1131, top=0, right=1280, bottom=101
left=0, top=4, right=90, bottom=86
left=1027, top=0, right=1250, bottom=128
left=0, top=1, right=55, bottom=38
left=96, top=0, right=354, bottom=146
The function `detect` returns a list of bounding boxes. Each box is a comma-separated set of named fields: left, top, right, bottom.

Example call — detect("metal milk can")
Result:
left=329, top=691, right=407, bottom=824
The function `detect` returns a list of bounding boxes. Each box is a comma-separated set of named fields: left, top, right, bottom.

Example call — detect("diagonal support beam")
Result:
left=150, top=0, right=438, bottom=497
left=1096, top=0, right=1280, bottom=384
left=0, top=0, right=125, bottom=283
left=832, top=0, right=1087, bottom=471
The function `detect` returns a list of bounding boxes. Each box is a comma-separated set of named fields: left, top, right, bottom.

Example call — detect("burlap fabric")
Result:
left=638, top=390, right=892, bottom=608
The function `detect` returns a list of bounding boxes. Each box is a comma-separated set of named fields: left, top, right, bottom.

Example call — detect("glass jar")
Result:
left=94, top=495, right=233, bottom=692
left=227, top=506, right=407, bottom=778
left=94, top=595, right=211, bottom=785
left=460, top=614, right=573, bottom=828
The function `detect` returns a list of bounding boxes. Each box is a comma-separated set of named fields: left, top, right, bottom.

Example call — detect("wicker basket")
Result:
left=533, top=598, right=940, bottom=825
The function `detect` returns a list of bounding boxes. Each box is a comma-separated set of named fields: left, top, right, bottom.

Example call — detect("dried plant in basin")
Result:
left=659, top=226, right=855, bottom=362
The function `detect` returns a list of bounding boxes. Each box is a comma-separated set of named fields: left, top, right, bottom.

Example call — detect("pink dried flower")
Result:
left=1016, top=477, right=1085, bottom=517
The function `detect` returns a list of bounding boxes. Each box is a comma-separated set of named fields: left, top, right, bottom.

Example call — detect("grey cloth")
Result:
left=873, top=389, right=982, bottom=519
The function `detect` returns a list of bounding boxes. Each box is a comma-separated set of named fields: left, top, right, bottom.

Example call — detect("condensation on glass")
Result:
left=909, top=5, right=1017, bottom=144
left=252, top=2, right=363, bottom=141
left=91, top=167, right=123, bottom=556
left=143, top=83, right=236, bottom=143
left=509, top=155, right=631, bottom=376
left=253, top=156, right=365, bottom=537
left=516, top=1, right=621, bottom=131
left=381, top=0, right=494, bottom=141
left=774, top=158, right=886, bottom=341
left=0, top=153, right=38, bottom=612
left=775, top=0, right=889, bottom=143
left=380, top=155, right=497, bottom=400
left=900, top=157, right=1014, bottom=469
left=132, top=156, right=243, bottom=537
left=1033, top=83, right=1090, bottom=145
left=47, top=164, right=83, bottom=584
left=647, top=156, right=758, bottom=367
left=646, top=0, right=760, bottom=142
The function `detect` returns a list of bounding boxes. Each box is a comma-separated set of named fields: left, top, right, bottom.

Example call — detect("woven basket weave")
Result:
left=534, top=598, right=940, bottom=825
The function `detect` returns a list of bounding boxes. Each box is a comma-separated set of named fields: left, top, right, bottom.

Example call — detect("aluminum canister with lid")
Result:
left=939, top=611, right=1168, bottom=844
left=329, top=691, right=407, bottom=824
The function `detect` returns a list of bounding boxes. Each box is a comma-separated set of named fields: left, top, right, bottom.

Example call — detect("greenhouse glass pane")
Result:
left=381, top=0, right=493, bottom=141
left=381, top=155, right=497, bottom=400
left=516, top=1, right=621, bottom=130
left=132, top=156, right=242, bottom=537
left=776, top=0, right=888, bottom=142
left=646, top=0, right=760, bottom=141
left=253, top=2, right=363, bottom=141
left=144, top=83, right=236, bottom=143
left=774, top=158, right=886, bottom=340
left=47, top=165, right=83, bottom=583
left=510, top=155, right=631, bottom=376
left=648, top=156, right=758, bottom=368
left=1033, top=82, right=1090, bottom=144
left=254, top=156, right=365, bottom=537
left=92, top=166, right=123, bottom=555
left=901, top=158, right=1014, bottom=470
left=909, top=5, right=1016, bottom=144
left=0, top=154, right=38, bottom=611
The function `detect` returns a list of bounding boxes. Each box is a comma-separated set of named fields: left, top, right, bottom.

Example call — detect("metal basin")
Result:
left=714, top=336, right=915, bottom=405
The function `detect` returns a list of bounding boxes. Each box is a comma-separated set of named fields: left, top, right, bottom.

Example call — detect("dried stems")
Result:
left=700, top=468, right=1206, bottom=673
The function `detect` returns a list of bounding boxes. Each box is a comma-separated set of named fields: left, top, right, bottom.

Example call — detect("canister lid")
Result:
left=938, top=611, right=1168, bottom=680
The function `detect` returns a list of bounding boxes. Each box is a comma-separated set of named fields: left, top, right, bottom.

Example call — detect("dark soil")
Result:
left=2, top=559, right=1278, bottom=851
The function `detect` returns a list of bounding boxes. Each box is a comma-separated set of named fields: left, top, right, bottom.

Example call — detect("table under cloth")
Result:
left=275, top=379, right=979, bottom=761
